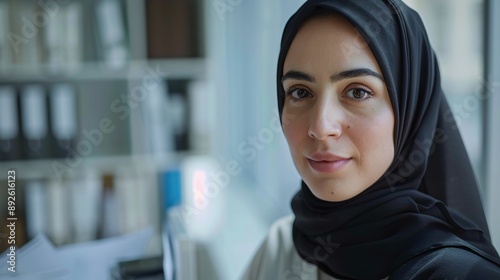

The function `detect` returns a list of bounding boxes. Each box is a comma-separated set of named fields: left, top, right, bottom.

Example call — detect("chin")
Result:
left=317, top=191, right=353, bottom=202
left=305, top=177, right=365, bottom=202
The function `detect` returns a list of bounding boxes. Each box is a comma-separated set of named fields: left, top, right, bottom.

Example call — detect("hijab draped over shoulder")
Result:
left=276, top=0, right=500, bottom=278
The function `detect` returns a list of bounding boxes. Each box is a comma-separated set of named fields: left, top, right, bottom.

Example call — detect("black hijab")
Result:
left=277, top=0, right=500, bottom=278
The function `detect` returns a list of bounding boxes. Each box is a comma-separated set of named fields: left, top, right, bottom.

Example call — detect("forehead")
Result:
left=283, top=14, right=381, bottom=75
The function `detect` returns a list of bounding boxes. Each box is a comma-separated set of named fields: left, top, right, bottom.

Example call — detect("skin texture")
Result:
left=281, top=14, right=395, bottom=202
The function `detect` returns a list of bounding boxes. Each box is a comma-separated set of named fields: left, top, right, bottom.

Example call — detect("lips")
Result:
left=307, top=152, right=351, bottom=173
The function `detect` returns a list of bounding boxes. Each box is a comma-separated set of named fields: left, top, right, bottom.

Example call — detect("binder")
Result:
left=49, top=83, right=78, bottom=158
left=98, top=173, right=120, bottom=238
left=70, top=170, right=101, bottom=242
left=43, top=1, right=65, bottom=70
left=0, top=86, right=21, bottom=161
left=65, top=2, right=83, bottom=68
left=42, top=2, right=83, bottom=69
left=95, top=0, right=128, bottom=68
left=115, top=168, right=141, bottom=234
left=47, top=179, right=71, bottom=246
left=135, top=169, right=160, bottom=230
left=160, top=169, right=183, bottom=211
left=20, top=84, right=49, bottom=159
left=25, top=180, right=48, bottom=239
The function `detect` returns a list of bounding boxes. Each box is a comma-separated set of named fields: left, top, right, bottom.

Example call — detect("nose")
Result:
left=308, top=97, right=343, bottom=140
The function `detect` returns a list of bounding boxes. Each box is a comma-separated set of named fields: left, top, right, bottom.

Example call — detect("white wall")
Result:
left=208, top=0, right=305, bottom=221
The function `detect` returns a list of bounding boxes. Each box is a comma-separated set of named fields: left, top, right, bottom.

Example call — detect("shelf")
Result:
left=0, top=58, right=206, bottom=82
left=0, top=151, right=200, bottom=180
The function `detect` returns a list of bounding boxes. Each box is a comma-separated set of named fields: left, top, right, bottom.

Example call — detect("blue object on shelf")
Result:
left=161, top=169, right=182, bottom=209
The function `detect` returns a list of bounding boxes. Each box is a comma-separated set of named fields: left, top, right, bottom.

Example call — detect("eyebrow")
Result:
left=281, top=68, right=384, bottom=84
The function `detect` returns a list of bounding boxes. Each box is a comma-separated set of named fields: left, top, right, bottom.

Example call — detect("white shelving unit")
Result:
left=0, top=0, right=212, bottom=178
left=0, top=0, right=217, bottom=263
left=0, top=58, right=206, bottom=82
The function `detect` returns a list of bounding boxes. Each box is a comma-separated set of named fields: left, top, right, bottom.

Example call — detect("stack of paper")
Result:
left=0, top=228, right=153, bottom=280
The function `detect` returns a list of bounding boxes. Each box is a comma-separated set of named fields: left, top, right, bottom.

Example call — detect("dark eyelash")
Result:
left=350, top=85, right=372, bottom=94
left=285, top=86, right=310, bottom=103
left=284, top=86, right=299, bottom=95
left=345, top=85, right=374, bottom=101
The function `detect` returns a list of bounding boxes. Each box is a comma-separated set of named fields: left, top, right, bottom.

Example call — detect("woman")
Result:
left=241, top=0, right=500, bottom=279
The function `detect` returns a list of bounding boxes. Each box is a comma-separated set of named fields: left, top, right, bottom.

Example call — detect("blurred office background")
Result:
left=0, top=0, right=498, bottom=279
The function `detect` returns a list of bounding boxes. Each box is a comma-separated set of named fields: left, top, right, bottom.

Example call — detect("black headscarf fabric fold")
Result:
left=276, top=0, right=500, bottom=278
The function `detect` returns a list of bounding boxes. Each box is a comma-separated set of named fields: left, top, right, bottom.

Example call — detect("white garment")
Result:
left=240, top=215, right=338, bottom=280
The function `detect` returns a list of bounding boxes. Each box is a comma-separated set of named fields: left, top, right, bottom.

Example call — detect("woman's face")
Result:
left=282, top=14, right=395, bottom=202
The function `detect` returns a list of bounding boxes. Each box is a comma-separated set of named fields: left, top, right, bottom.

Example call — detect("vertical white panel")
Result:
left=486, top=0, right=500, bottom=248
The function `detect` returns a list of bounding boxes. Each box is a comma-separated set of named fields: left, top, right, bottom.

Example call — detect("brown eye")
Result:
left=286, top=87, right=312, bottom=103
left=290, top=88, right=311, bottom=99
left=345, top=87, right=373, bottom=100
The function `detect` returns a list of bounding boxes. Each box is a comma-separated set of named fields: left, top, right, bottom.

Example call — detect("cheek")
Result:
left=353, top=110, right=395, bottom=166
left=282, top=116, right=307, bottom=154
